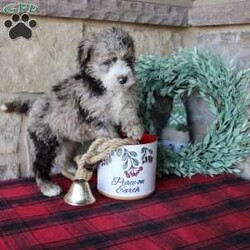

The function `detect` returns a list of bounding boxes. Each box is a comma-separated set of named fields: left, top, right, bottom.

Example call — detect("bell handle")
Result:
left=61, top=167, right=93, bottom=182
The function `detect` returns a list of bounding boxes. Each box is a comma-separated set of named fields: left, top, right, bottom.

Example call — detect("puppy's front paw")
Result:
left=122, top=122, right=144, bottom=140
left=39, top=181, right=62, bottom=197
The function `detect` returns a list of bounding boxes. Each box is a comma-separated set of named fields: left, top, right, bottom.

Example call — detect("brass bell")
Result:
left=64, top=179, right=96, bottom=206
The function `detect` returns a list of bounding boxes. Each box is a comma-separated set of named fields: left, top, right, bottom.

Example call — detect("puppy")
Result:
left=1, top=27, right=144, bottom=196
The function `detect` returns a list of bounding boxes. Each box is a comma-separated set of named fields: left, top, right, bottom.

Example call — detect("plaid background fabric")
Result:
left=0, top=174, right=249, bottom=250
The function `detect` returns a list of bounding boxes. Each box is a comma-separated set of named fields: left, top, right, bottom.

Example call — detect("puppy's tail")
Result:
left=0, top=100, right=32, bottom=114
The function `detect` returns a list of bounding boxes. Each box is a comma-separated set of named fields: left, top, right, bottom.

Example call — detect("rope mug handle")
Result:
left=62, top=137, right=137, bottom=206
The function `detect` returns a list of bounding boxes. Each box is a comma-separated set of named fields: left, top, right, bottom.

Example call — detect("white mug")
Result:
left=97, top=134, right=157, bottom=200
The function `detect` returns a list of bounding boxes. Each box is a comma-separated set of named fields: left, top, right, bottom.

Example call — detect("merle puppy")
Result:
left=1, top=27, right=144, bottom=196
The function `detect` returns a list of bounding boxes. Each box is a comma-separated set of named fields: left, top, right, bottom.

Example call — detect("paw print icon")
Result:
left=4, top=13, right=37, bottom=39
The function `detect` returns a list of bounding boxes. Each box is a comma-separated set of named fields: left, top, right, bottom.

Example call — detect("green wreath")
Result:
left=135, top=49, right=250, bottom=177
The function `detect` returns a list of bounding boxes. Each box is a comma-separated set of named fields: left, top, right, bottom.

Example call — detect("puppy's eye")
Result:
left=125, top=56, right=135, bottom=66
left=103, top=57, right=117, bottom=66
left=103, top=60, right=111, bottom=66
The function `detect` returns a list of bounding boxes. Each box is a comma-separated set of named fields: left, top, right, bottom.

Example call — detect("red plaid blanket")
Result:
left=0, top=174, right=249, bottom=250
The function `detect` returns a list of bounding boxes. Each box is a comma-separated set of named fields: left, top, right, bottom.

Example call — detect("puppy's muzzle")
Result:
left=118, top=75, right=128, bottom=85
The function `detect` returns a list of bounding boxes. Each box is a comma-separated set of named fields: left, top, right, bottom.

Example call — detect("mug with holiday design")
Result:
left=97, top=134, right=157, bottom=200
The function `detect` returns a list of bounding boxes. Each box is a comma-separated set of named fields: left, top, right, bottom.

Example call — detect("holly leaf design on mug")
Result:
left=117, top=148, right=139, bottom=170
left=141, top=147, right=154, bottom=164
left=116, top=148, right=123, bottom=157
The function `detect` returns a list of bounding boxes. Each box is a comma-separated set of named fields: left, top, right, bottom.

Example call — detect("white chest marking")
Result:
left=110, top=92, right=123, bottom=125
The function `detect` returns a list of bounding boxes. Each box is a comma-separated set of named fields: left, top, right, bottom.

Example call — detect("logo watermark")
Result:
left=2, top=1, right=40, bottom=39
left=3, top=2, right=40, bottom=14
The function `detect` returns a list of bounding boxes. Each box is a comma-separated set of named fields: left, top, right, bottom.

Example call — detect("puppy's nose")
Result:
left=118, top=76, right=128, bottom=85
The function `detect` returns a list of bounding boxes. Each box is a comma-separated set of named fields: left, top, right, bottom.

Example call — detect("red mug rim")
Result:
left=140, top=133, right=157, bottom=144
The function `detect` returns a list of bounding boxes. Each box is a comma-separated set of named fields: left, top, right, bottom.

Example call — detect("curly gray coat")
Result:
left=1, top=27, right=144, bottom=196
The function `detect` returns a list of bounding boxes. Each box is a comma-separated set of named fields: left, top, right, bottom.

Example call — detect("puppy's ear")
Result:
left=77, top=33, right=95, bottom=70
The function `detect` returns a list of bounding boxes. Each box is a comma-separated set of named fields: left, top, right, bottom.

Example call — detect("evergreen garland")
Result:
left=135, top=49, right=250, bottom=177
